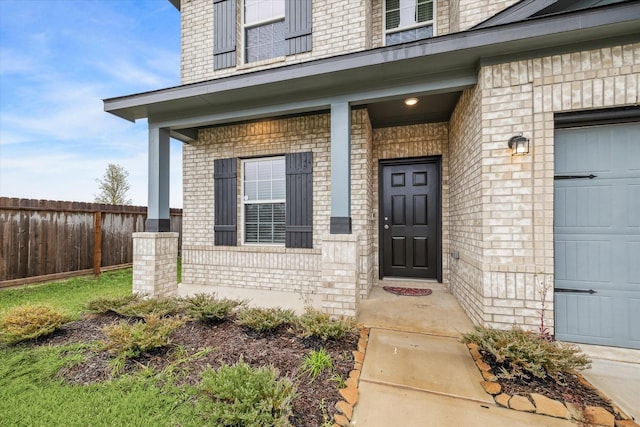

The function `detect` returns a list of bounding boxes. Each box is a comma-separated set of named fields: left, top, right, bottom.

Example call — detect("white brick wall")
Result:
left=182, top=110, right=374, bottom=316
left=180, top=0, right=515, bottom=84
left=447, top=42, right=640, bottom=332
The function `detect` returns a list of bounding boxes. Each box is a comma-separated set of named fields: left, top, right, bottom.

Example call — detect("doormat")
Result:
left=383, top=286, right=432, bottom=296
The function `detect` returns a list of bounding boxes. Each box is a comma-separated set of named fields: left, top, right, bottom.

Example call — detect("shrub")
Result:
left=0, top=305, right=68, bottom=345
left=196, top=360, right=296, bottom=427
left=85, top=294, right=140, bottom=314
left=116, top=297, right=184, bottom=319
left=300, top=348, right=333, bottom=382
left=461, top=326, right=591, bottom=380
left=235, top=307, right=296, bottom=332
left=182, top=294, right=243, bottom=324
left=101, top=314, right=184, bottom=360
left=298, top=308, right=356, bottom=341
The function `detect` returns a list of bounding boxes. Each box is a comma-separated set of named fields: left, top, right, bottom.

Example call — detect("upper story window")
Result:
left=214, top=0, right=312, bottom=70
left=244, top=0, right=286, bottom=63
left=384, top=0, right=434, bottom=46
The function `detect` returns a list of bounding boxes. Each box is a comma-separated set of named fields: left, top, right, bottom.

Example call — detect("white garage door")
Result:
left=554, top=122, right=640, bottom=349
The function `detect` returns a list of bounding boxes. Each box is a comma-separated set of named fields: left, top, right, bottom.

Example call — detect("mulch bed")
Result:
left=35, top=313, right=359, bottom=427
left=481, top=350, right=619, bottom=417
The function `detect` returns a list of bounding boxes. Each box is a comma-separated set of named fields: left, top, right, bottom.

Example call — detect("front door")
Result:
left=380, top=158, right=441, bottom=280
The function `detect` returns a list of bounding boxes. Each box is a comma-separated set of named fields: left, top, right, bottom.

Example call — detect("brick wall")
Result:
left=182, top=110, right=373, bottom=314
left=448, top=42, right=640, bottom=332
left=448, top=86, right=485, bottom=326
left=181, top=0, right=370, bottom=84
left=180, top=0, right=495, bottom=84
left=456, top=0, right=519, bottom=30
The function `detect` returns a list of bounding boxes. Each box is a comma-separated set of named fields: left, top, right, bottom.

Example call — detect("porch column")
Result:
left=330, top=102, right=352, bottom=234
left=132, top=126, right=177, bottom=298
left=147, top=127, right=171, bottom=231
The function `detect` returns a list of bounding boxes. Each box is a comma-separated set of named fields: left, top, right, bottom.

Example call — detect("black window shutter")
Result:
left=213, top=0, right=237, bottom=70
left=285, top=152, right=313, bottom=248
left=214, top=158, right=237, bottom=246
left=284, top=0, right=312, bottom=55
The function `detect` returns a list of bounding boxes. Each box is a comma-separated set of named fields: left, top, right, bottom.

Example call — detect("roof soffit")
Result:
left=104, top=2, right=640, bottom=126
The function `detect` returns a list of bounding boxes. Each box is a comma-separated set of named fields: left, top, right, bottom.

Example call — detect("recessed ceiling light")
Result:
left=404, top=97, right=419, bottom=106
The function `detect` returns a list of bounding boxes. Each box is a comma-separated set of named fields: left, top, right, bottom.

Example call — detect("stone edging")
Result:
left=466, top=343, right=638, bottom=427
left=332, top=325, right=369, bottom=427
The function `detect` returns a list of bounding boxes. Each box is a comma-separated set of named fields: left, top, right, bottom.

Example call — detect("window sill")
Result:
left=237, top=56, right=286, bottom=71
left=184, top=244, right=320, bottom=255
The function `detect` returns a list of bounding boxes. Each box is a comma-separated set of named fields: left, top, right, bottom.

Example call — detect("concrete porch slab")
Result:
left=360, top=329, right=493, bottom=403
left=358, top=284, right=475, bottom=337
left=351, top=381, right=576, bottom=427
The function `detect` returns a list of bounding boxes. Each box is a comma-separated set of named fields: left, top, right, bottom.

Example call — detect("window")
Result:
left=244, top=0, right=286, bottom=63
left=243, top=157, right=286, bottom=244
left=384, top=0, right=434, bottom=46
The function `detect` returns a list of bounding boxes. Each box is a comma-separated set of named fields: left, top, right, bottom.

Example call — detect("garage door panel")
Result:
left=555, top=122, right=640, bottom=349
left=555, top=239, right=611, bottom=283
left=555, top=293, right=614, bottom=339
left=555, top=185, right=612, bottom=227
left=629, top=242, right=640, bottom=285
left=629, top=185, right=640, bottom=227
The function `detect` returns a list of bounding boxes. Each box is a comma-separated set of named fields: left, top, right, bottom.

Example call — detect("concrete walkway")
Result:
left=353, top=282, right=578, bottom=427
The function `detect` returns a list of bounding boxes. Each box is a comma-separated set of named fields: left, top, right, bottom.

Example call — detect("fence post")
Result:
left=93, top=211, right=102, bottom=277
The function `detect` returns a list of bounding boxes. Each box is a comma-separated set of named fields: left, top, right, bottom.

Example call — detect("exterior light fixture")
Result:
left=404, top=97, right=419, bottom=106
left=508, top=134, right=530, bottom=156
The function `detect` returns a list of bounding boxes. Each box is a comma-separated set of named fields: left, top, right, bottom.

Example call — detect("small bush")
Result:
left=300, top=348, right=333, bottom=382
left=461, top=326, right=591, bottom=380
left=235, top=307, right=296, bottom=332
left=0, top=305, right=68, bottom=345
left=182, top=294, right=243, bottom=324
left=197, top=360, right=296, bottom=427
left=116, top=297, right=184, bottom=319
left=85, top=294, right=140, bottom=314
left=298, top=308, right=356, bottom=341
left=102, top=314, right=184, bottom=360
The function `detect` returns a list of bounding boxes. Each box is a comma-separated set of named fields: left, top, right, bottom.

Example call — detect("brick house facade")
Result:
left=105, top=0, right=640, bottom=349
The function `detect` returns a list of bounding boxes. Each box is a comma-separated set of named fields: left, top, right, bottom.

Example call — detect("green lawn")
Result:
left=0, top=269, right=133, bottom=319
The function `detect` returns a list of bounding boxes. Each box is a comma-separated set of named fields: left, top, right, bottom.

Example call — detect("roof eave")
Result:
left=104, top=2, right=640, bottom=124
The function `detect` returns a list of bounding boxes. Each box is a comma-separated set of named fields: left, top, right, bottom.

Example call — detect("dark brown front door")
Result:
left=380, top=158, right=441, bottom=280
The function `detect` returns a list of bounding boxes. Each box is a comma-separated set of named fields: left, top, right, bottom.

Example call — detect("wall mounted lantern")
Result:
left=508, top=134, right=530, bottom=156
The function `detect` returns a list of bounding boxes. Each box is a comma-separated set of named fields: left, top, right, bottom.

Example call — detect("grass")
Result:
left=0, top=344, right=203, bottom=427
left=300, top=348, right=333, bottom=382
left=0, top=269, right=132, bottom=319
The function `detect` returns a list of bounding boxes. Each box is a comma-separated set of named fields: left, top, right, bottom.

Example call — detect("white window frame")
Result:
left=242, top=0, right=286, bottom=64
left=382, top=0, right=437, bottom=46
left=241, top=156, right=286, bottom=246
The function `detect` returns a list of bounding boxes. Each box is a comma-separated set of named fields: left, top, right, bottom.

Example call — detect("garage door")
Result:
left=554, top=122, right=640, bottom=349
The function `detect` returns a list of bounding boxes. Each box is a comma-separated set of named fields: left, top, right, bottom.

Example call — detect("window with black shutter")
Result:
left=214, top=0, right=312, bottom=68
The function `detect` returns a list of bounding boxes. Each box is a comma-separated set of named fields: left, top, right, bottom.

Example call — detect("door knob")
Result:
left=384, top=224, right=389, bottom=230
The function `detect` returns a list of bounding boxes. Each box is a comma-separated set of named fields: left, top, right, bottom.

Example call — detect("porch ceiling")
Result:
left=104, top=2, right=640, bottom=142
left=367, top=92, right=462, bottom=128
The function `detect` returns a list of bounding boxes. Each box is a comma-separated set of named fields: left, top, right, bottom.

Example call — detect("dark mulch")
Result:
left=481, top=350, right=619, bottom=418
left=36, top=313, right=358, bottom=427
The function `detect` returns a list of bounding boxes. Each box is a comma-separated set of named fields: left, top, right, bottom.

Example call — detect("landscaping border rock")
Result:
left=333, top=325, right=370, bottom=427
left=466, top=343, right=639, bottom=427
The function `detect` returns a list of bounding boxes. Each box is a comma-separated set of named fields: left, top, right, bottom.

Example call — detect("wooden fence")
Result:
left=0, top=198, right=182, bottom=286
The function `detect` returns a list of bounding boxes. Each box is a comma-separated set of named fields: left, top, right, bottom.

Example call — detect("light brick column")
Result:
left=132, top=232, right=179, bottom=298
left=321, top=234, right=360, bottom=317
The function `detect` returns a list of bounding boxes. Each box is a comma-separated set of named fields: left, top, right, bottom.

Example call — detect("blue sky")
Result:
left=0, top=0, right=183, bottom=207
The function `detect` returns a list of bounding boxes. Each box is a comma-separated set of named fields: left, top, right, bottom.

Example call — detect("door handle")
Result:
left=384, top=224, right=389, bottom=230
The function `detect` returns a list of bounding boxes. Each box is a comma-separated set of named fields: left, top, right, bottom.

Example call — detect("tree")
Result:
left=95, top=163, right=132, bottom=205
